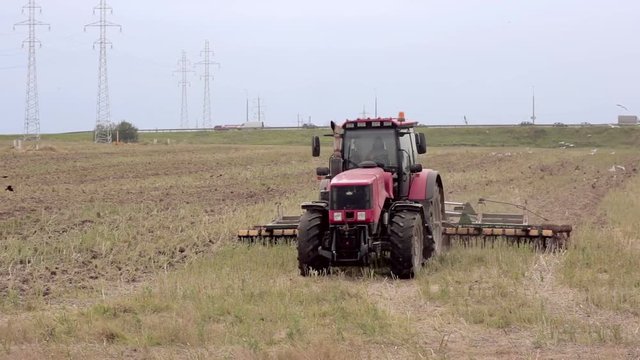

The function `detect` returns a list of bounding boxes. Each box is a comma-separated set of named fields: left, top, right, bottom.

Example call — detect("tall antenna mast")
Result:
left=257, top=97, right=262, bottom=123
left=245, top=90, right=249, bottom=122
left=14, top=0, right=49, bottom=143
left=175, top=51, right=194, bottom=128
left=374, top=90, right=378, bottom=118
left=196, top=40, right=219, bottom=129
left=530, top=86, right=536, bottom=125
left=85, top=0, right=121, bottom=143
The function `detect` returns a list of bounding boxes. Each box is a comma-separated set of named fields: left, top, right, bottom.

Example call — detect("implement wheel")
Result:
left=389, top=210, right=424, bottom=279
left=424, top=183, right=444, bottom=260
left=297, top=209, right=330, bottom=276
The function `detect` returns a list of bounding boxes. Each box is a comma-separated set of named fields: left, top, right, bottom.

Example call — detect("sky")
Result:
left=1, top=0, right=639, bottom=133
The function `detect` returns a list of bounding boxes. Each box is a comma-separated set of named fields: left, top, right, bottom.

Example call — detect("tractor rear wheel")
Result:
left=424, top=183, right=445, bottom=260
left=297, top=209, right=330, bottom=276
left=389, top=210, right=424, bottom=279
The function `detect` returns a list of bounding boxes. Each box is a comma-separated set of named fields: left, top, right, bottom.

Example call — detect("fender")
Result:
left=390, top=201, right=423, bottom=214
left=301, top=201, right=329, bottom=212
left=408, top=169, right=443, bottom=202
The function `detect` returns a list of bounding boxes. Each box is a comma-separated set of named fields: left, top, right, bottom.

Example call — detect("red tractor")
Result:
left=297, top=114, right=445, bottom=278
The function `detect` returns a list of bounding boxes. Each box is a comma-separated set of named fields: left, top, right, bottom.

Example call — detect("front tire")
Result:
left=297, top=209, right=330, bottom=276
left=389, top=211, right=424, bottom=279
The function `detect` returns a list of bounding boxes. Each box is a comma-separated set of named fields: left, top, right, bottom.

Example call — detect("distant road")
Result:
left=137, top=123, right=620, bottom=133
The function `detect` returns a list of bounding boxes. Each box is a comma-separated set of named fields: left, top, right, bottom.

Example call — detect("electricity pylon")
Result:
left=196, top=40, right=220, bottom=129
left=14, top=0, right=49, bottom=143
left=175, top=51, right=194, bottom=128
left=85, top=0, right=121, bottom=143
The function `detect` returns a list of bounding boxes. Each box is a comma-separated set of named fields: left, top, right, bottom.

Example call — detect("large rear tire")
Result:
left=389, top=211, right=424, bottom=279
left=424, top=183, right=445, bottom=260
left=297, top=209, right=330, bottom=276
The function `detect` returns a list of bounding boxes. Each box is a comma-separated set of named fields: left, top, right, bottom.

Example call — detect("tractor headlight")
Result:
left=333, top=212, right=343, bottom=222
left=357, top=211, right=366, bottom=221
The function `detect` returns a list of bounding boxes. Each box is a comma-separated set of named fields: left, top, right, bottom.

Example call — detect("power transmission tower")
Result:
left=360, top=105, right=369, bottom=118
left=14, top=0, right=49, bottom=143
left=85, top=0, right=121, bottom=143
left=252, top=97, right=265, bottom=124
left=175, top=51, right=194, bottom=128
left=196, top=40, right=219, bottom=129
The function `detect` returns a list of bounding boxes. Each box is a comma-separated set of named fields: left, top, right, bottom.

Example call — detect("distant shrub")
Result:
left=114, top=121, right=139, bottom=143
left=532, top=128, right=547, bottom=139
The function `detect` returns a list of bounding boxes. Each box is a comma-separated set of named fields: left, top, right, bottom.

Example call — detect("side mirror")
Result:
left=316, top=167, right=330, bottom=176
left=312, top=136, right=320, bottom=157
left=410, top=164, right=423, bottom=173
left=416, top=133, right=427, bottom=154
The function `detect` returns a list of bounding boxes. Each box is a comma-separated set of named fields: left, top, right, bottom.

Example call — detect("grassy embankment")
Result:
left=2, top=125, right=640, bottom=148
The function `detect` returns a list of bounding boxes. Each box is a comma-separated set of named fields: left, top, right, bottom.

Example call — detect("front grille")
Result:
left=330, top=185, right=371, bottom=210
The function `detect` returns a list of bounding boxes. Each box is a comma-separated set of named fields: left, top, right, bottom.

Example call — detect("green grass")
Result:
left=419, top=244, right=539, bottom=329
left=2, top=245, right=415, bottom=358
left=3, top=125, right=640, bottom=148
left=561, top=175, right=640, bottom=314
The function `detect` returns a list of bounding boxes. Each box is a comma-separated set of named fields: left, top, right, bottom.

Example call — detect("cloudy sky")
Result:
left=1, top=0, right=639, bottom=133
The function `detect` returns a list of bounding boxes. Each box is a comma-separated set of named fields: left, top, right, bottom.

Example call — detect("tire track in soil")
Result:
left=527, top=254, right=640, bottom=344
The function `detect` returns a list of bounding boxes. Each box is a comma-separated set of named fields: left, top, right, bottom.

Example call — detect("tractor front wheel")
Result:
left=389, top=210, right=424, bottom=279
left=297, top=209, right=330, bottom=276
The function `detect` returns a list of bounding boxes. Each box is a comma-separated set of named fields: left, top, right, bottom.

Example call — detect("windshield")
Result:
left=343, top=128, right=397, bottom=169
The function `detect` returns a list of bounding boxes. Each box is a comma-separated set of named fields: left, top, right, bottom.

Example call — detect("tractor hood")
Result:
left=331, top=167, right=382, bottom=186
left=328, top=167, right=393, bottom=225
left=329, top=167, right=393, bottom=199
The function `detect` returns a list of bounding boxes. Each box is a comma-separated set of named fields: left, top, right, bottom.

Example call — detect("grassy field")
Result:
left=3, top=124, right=640, bottom=148
left=0, top=131, right=639, bottom=359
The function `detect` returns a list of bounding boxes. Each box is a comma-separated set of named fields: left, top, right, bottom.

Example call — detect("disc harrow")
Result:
left=238, top=199, right=572, bottom=250
left=237, top=215, right=300, bottom=244
left=443, top=200, right=572, bottom=251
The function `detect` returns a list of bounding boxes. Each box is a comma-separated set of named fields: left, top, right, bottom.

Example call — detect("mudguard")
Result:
left=408, top=169, right=443, bottom=202
left=301, top=201, right=328, bottom=212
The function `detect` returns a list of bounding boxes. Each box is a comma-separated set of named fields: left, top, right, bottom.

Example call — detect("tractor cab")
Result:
left=312, top=113, right=427, bottom=200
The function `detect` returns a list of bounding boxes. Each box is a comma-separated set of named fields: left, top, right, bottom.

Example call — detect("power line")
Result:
left=85, top=0, right=121, bottom=144
left=14, top=0, right=49, bottom=143
left=196, top=40, right=220, bottom=129
left=175, top=50, right=194, bottom=128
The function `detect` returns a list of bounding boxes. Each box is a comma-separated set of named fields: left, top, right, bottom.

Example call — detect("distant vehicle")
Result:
left=553, top=122, right=568, bottom=127
left=579, top=122, right=592, bottom=126
left=519, top=121, right=533, bottom=126
left=302, top=123, right=317, bottom=129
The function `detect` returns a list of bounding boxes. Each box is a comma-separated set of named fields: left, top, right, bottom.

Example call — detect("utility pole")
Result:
left=245, top=90, right=249, bottom=122
left=257, top=97, right=261, bottom=123
left=530, top=86, right=536, bottom=125
left=175, top=50, right=194, bottom=128
left=196, top=40, right=219, bottom=129
left=14, top=0, right=49, bottom=143
left=374, top=90, right=378, bottom=118
left=85, top=0, right=121, bottom=143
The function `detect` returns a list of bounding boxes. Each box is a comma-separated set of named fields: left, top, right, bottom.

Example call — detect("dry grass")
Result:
left=1, top=141, right=639, bottom=359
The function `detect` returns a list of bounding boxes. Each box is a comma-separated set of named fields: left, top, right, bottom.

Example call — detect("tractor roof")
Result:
left=342, top=116, right=418, bottom=130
